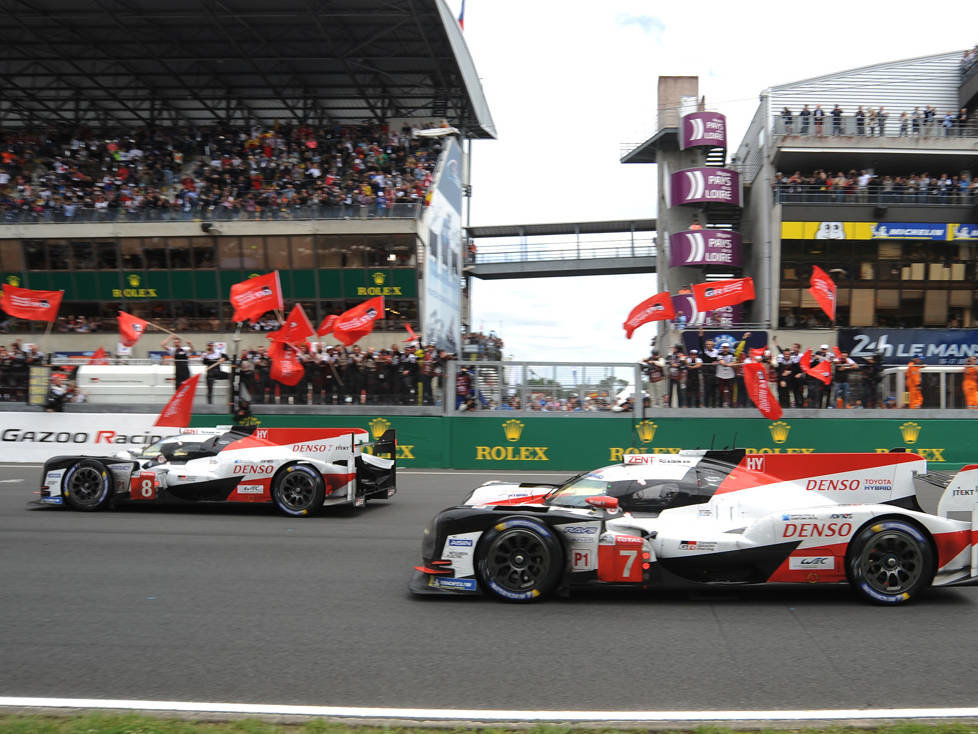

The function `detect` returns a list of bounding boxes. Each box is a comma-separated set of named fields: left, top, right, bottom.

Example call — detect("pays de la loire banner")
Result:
left=669, top=230, right=742, bottom=267
left=680, top=111, right=727, bottom=150
left=670, top=168, right=741, bottom=207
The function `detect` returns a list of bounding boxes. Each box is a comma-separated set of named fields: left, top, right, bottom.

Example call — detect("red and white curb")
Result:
left=3, top=698, right=978, bottom=722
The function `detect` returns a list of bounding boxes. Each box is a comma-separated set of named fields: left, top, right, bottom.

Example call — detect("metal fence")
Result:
left=772, top=114, right=977, bottom=139
left=773, top=184, right=977, bottom=206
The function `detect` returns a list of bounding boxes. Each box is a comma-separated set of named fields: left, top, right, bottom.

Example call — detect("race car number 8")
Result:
left=130, top=473, right=157, bottom=500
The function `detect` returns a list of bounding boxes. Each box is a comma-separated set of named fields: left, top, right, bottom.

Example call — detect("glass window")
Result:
left=267, top=237, right=289, bottom=269
left=144, top=237, right=168, bottom=269
left=242, top=237, right=265, bottom=270
left=48, top=241, right=69, bottom=270
left=218, top=238, right=242, bottom=269
left=192, top=238, right=215, bottom=268
left=97, top=242, right=118, bottom=270
left=71, top=242, right=95, bottom=270
left=292, top=236, right=314, bottom=269
left=120, top=239, right=144, bottom=269
left=1, top=241, right=25, bottom=271
left=169, top=238, right=191, bottom=268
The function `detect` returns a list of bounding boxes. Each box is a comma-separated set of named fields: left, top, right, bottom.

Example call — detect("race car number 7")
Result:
left=620, top=549, right=638, bottom=577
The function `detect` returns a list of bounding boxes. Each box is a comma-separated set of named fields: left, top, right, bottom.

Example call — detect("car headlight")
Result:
left=420, top=520, right=437, bottom=559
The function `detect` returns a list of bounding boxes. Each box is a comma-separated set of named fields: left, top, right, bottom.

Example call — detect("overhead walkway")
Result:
left=465, top=219, right=656, bottom=279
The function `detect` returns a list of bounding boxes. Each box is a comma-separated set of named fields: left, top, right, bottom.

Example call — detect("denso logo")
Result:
left=291, top=443, right=329, bottom=453
left=448, top=538, right=473, bottom=547
left=805, top=479, right=860, bottom=491
left=783, top=522, right=852, bottom=538
left=232, top=464, right=273, bottom=475
left=564, top=525, right=598, bottom=534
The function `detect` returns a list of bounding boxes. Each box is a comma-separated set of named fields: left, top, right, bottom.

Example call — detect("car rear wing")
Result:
left=937, top=465, right=978, bottom=576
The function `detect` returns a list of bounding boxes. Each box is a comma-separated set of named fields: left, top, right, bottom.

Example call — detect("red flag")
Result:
left=800, top=349, right=832, bottom=385
left=229, top=272, right=284, bottom=323
left=317, top=314, right=338, bottom=336
left=692, top=277, right=755, bottom=312
left=269, top=304, right=314, bottom=344
left=268, top=341, right=305, bottom=386
left=88, top=347, right=109, bottom=365
left=154, top=374, right=199, bottom=427
left=332, top=296, right=385, bottom=346
left=623, top=292, right=676, bottom=339
left=117, top=310, right=149, bottom=347
left=1, top=284, right=63, bottom=322
left=403, top=322, right=418, bottom=343
left=809, top=265, right=837, bottom=321
left=748, top=347, right=765, bottom=360
left=742, top=361, right=783, bottom=420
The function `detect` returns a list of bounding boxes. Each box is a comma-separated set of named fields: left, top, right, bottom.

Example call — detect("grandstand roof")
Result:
left=0, top=0, right=496, bottom=138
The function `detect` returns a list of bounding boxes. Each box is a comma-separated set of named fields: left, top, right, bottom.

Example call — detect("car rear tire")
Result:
left=62, top=460, right=113, bottom=511
left=272, top=464, right=325, bottom=517
left=846, top=519, right=935, bottom=605
left=476, top=518, right=562, bottom=602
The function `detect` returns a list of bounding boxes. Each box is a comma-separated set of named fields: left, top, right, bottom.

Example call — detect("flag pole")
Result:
left=40, top=319, right=54, bottom=362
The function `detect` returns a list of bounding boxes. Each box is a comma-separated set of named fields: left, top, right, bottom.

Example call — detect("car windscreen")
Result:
left=545, top=464, right=719, bottom=514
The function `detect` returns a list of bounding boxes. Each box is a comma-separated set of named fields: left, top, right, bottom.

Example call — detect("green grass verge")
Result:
left=2, top=716, right=978, bottom=734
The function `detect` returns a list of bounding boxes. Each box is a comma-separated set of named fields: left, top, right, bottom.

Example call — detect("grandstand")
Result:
left=0, top=0, right=494, bottom=355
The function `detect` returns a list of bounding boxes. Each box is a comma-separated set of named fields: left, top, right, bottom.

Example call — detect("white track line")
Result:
left=2, top=698, right=978, bottom=722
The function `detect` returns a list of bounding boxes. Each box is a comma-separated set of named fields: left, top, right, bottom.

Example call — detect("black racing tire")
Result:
left=475, top=518, right=562, bottom=602
left=271, top=464, right=325, bottom=517
left=62, top=460, right=113, bottom=511
left=846, top=519, right=935, bottom=605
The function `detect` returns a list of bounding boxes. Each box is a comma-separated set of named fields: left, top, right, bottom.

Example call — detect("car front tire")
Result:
left=847, top=519, right=935, bottom=604
left=476, top=518, right=562, bottom=602
left=271, top=464, right=325, bottom=517
left=62, top=460, right=113, bottom=511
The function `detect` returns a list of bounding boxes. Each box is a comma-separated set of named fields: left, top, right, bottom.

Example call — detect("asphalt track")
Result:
left=1, top=463, right=976, bottom=717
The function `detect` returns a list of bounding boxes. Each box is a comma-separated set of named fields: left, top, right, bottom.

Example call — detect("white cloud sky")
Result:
left=449, top=0, right=977, bottom=361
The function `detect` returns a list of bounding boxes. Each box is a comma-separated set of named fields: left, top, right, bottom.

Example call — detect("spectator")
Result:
left=831, top=104, right=843, bottom=135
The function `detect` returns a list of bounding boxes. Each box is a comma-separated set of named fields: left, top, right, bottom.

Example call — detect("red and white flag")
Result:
left=316, top=314, right=338, bottom=336
left=268, top=340, right=305, bottom=386
left=1, top=284, right=63, bottom=322
left=800, top=349, right=832, bottom=385
left=155, top=374, right=199, bottom=427
left=809, top=265, right=837, bottom=321
left=88, top=346, right=110, bottom=365
left=332, top=296, right=385, bottom=346
left=742, top=361, right=783, bottom=420
left=269, top=303, right=314, bottom=344
left=692, top=277, right=755, bottom=312
left=623, top=292, right=676, bottom=339
left=117, top=310, right=149, bottom=347
left=229, top=272, right=284, bottom=323
left=403, top=323, right=419, bottom=343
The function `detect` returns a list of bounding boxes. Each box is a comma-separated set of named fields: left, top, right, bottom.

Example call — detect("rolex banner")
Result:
left=692, top=277, right=755, bottom=312
left=623, top=291, right=676, bottom=339
left=742, top=362, right=782, bottom=420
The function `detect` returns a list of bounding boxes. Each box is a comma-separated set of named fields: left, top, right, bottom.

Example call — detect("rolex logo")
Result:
left=502, top=419, right=524, bottom=442
left=6, top=275, right=19, bottom=286
left=368, top=417, right=391, bottom=440
left=900, top=421, right=921, bottom=444
left=127, top=274, right=141, bottom=287
left=372, top=272, right=387, bottom=286
left=635, top=420, right=657, bottom=444
left=769, top=420, right=791, bottom=444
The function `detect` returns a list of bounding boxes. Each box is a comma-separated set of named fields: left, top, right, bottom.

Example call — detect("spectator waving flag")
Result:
left=623, top=291, right=676, bottom=339
left=809, top=265, right=837, bottom=321
left=742, top=362, right=783, bottom=420
left=332, top=296, right=385, bottom=346
left=154, top=374, right=200, bottom=427
left=88, top=347, right=110, bottom=365
left=229, top=272, right=284, bottom=323
left=269, top=304, right=314, bottom=344
left=800, top=349, right=832, bottom=385
left=1, top=284, right=63, bottom=322
left=316, top=314, right=338, bottom=337
left=692, top=277, right=755, bottom=312
left=268, top=341, right=304, bottom=386
left=118, top=310, right=149, bottom=347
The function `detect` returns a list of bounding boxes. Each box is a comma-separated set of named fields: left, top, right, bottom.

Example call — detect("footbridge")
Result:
left=465, top=219, right=657, bottom=279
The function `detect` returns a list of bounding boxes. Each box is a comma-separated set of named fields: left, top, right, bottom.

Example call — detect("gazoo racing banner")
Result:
left=669, top=230, right=742, bottom=267
left=680, top=111, right=726, bottom=150
left=670, top=168, right=741, bottom=207
left=0, top=413, right=183, bottom=462
left=839, top=328, right=978, bottom=365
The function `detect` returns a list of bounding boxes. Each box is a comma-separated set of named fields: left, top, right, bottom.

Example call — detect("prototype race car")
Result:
left=410, top=450, right=978, bottom=604
left=37, top=426, right=396, bottom=516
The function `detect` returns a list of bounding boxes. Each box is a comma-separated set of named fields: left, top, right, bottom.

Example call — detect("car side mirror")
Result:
left=586, top=496, right=619, bottom=512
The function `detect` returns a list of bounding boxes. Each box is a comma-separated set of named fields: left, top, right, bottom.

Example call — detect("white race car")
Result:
left=411, top=449, right=978, bottom=604
left=37, top=426, right=396, bottom=516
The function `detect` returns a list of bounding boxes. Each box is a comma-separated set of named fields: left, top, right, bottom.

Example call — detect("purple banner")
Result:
left=670, top=168, right=741, bottom=207
left=671, top=294, right=743, bottom=328
left=669, top=230, right=742, bottom=267
left=680, top=111, right=727, bottom=150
